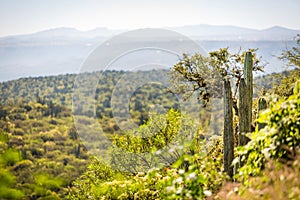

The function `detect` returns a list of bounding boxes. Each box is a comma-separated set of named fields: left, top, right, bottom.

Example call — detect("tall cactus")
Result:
left=223, top=78, right=234, bottom=178
left=238, top=78, right=248, bottom=146
left=238, top=52, right=253, bottom=146
left=244, top=52, right=253, bottom=108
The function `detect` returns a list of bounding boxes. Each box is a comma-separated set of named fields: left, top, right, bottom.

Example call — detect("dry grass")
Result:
left=209, top=156, right=300, bottom=200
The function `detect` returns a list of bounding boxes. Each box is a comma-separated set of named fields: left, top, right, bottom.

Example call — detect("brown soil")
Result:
left=207, top=182, right=243, bottom=200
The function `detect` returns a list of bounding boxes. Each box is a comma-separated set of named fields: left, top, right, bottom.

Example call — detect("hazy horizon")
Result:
left=1, top=0, right=300, bottom=37
left=1, top=23, right=300, bottom=38
left=0, top=0, right=299, bottom=82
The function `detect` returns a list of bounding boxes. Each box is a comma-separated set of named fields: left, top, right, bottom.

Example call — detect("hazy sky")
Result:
left=0, top=0, right=299, bottom=37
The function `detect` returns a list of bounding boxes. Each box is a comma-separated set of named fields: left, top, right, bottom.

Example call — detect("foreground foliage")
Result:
left=68, top=146, right=227, bottom=199
left=236, top=82, right=300, bottom=182
left=238, top=156, right=300, bottom=200
left=68, top=110, right=228, bottom=199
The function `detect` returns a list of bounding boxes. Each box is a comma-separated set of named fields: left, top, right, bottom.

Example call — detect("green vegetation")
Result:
left=68, top=109, right=227, bottom=199
left=237, top=82, right=300, bottom=180
left=0, top=145, right=24, bottom=199
left=111, top=109, right=198, bottom=174
left=0, top=70, right=183, bottom=199
left=0, top=102, right=88, bottom=199
left=279, top=34, right=300, bottom=67
left=0, top=37, right=299, bottom=199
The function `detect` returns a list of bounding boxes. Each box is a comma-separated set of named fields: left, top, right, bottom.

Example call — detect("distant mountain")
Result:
left=259, top=26, right=299, bottom=40
left=0, top=25, right=299, bottom=81
left=262, top=26, right=296, bottom=34
left=169, top=24, right=257, bottom=39
left=0, top=27, right=123, bottom=46
left=32, top=27, right=124, bottom=38
left=169, top=24, right=299, bottom=40
left=1, top=25, right=298, bottom=43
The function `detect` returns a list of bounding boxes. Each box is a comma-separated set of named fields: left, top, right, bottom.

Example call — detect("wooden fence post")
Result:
left=223, top=78, right=234, bottom=178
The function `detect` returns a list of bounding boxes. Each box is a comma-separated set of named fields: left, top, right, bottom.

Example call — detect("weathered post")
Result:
left=238, top=52, right=253, bottom=146
left=244, top=52, right=253, bottom=114
left=257, top=97, right=267, bottom=130
left=223, top=78, right=234, bottom=178
left=238, top=78, right=250, bottom=145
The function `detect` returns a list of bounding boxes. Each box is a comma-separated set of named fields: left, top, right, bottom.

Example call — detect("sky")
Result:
left=0, top=0, right=299, bottom=37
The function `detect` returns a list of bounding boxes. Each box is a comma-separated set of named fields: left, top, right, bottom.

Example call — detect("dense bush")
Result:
left=0, top=133, right=24, bottom=199
left=68, top=149, right=227, bottom=199
left=236, top=81, right=300, bottom=182
left=273, top=69, right=300, bottom=97
left=111, top=109, right=198, bottom=174
left=68, top=118, right=228, bottom=199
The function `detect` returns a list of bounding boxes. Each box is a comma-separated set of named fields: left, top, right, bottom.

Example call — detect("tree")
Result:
left=170, top=48, right=264, bottom=178
left=274, top=35, right=300, bottom=97
left=279, top=34, right=300, bottom=67
left=170, top=48, right=264, bottom=111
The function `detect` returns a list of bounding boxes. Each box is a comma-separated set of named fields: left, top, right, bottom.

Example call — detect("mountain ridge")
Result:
left=0, top=24, right=299, bottom=81
left=1, top=24, right=299, bottom=40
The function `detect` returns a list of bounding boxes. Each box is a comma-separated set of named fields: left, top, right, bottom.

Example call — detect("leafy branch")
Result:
left=169, top=48, right=265, bottom=107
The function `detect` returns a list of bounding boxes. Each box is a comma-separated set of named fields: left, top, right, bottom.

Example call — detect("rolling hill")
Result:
left=0, top=25, right=299, bottom=81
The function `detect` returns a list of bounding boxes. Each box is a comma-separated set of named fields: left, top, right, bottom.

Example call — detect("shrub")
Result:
left=0, top=148, right=22, bottom=166
left=34, top=173, right=65, bottom=191
left=236, top=81, right=300, bottom=182
left=111, top=109, right=198, bottom=174
left=162, top=139, right=227, bottom=200
left=68, top=137, right=228, bottom=199
left=12, top=159, right=33, bottom=171
left=238, top=155, right=300, bottom=200
left=68, top=158, right=126, bottom=200
left=12, top=128, right=25, bottom=136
